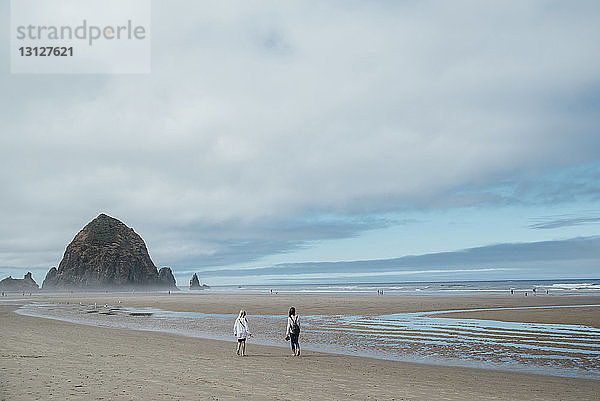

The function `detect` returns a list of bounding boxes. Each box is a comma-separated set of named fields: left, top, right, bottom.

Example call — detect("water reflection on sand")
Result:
left=16, top=302, right=600, bottom=379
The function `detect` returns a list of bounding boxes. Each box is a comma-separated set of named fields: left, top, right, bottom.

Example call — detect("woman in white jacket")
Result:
left=233, top=309, right=251, bottom=356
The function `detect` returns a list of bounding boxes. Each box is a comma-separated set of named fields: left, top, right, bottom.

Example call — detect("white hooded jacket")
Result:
left=233, top=317, right=250, bottom=339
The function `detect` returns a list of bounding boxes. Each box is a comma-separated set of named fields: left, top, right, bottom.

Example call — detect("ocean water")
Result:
left=180, top=279, right=600, bottom=295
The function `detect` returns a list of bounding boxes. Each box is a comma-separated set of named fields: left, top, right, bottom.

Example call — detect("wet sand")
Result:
left=1, top=293, right=600, bottom=400
left=435, top=304, right=600, bottom=328
left=31, top=291, right=600, bottom=318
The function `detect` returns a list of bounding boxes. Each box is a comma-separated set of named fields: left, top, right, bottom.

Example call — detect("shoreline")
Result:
left=16, top=302, right=600, bottom=380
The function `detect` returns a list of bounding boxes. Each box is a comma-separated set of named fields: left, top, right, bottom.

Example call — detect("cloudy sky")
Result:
left=1, top=1, right=599, bottom=286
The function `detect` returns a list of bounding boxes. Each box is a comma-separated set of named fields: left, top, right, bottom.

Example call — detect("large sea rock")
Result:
left=42, top=214, right=177, bottom=291
left=0, top=272, right=39, bottom=292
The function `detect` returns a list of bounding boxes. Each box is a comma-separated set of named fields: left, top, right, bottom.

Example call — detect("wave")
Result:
left=550, top=283, right=600, bottom=291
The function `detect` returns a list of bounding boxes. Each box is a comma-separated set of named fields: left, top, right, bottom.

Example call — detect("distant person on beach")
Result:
left=233, top=309, right=251, bottom=356
left=285, top=306, right=301, bottom=356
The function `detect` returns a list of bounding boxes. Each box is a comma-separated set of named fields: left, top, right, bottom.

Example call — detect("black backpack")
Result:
left=290, top=316, right=300, bottom=335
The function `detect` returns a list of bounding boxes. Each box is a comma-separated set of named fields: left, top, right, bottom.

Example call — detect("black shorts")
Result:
left=237, top=338, right=246, bottom=343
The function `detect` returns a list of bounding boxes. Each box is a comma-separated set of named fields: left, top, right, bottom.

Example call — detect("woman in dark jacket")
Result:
left=285, top=306, right=301, bottom=356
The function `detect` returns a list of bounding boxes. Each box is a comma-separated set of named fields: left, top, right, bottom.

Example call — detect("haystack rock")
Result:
left=0, top=272, right=39, bottom=292
left=42, top=214, right=177, bottom=290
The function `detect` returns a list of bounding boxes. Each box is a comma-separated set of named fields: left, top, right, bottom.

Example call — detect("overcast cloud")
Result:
left=189, top=236, right=600, bottom=285
left=1, top=1, right=599, bottom=282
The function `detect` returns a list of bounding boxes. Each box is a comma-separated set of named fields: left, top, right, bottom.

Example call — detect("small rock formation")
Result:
left=158, top=267, right=176, bottom=288
left=42, top=267, right=59, bottom=289
left=0, top=272, right=39, bottom=292
left=42, top=214, right=177, bottom=290
left=189, top=273, right=210, bottom=290
left=190, top=273, right=201, bottom=289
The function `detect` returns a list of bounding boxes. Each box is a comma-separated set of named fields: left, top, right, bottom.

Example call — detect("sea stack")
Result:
left=189, top=273, right=210, bottom=290
left=190, top=273, right=201, bottom=290
left=158, top=267, right=177, bottom=288
left=42, top=214, right=177, bottom=291
left=0, top=272, right=39, bottom=292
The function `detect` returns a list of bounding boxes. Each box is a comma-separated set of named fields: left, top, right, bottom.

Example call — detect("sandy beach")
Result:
left=2, top=293, right=600, bottom=400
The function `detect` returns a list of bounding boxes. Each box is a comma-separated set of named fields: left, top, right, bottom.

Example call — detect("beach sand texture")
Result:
left=2, top=293, right=600, bottom=400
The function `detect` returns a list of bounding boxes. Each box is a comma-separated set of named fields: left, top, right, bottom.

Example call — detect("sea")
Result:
left=179, top=278, right=600, bottom=295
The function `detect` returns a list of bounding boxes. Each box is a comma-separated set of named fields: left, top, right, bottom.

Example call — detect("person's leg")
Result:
left=291, top=334, right=299, bottom=356
left=290, top=335, right=296, bottom=356
left=241, top=339, right=246, bottom=356
left=236, top=339, right=240, bottom=355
